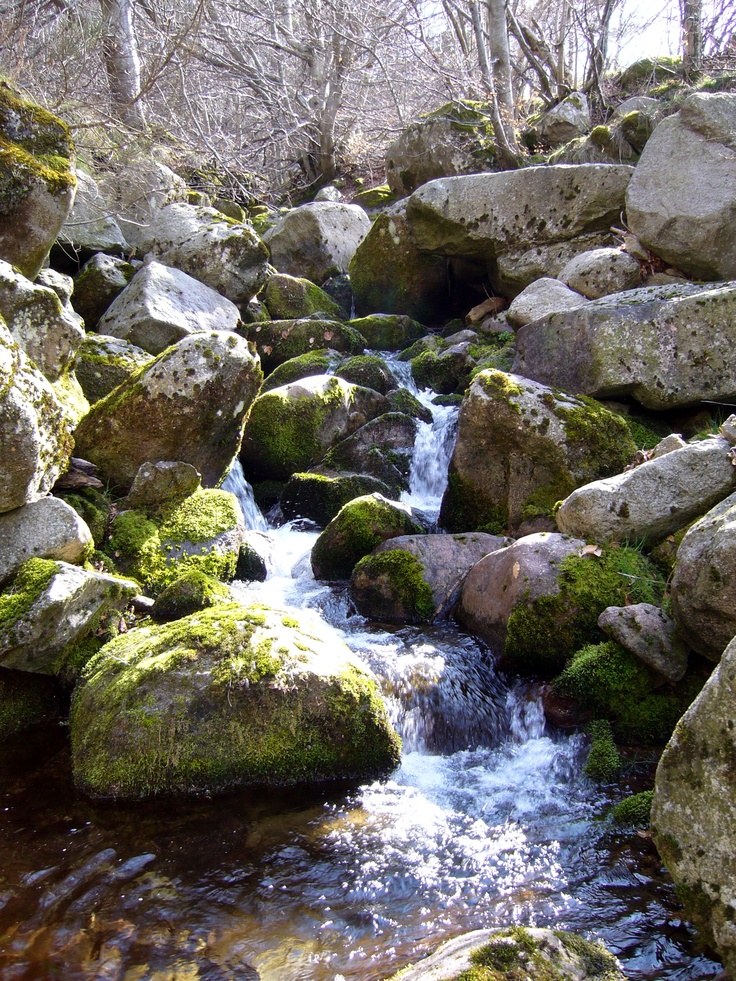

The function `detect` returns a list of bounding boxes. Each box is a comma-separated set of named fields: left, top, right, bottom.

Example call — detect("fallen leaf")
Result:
left=580, top=544, right=602, bottom=558
left=512, top=561, right=520, bottom=578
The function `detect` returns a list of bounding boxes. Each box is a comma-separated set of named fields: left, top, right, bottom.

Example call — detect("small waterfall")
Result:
left=221, top=458, right=268, bottom=531
left=401, top=402, right=459, bottom=520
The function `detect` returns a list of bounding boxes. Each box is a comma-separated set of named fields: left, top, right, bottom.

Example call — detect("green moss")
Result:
left=441, top=471, right=509, bottom=534
left=0, top=558, right=58, bottom=634
left=612, top=790, right=653, bottom=827
left=280, top=472, right=391, bottom=527
left=62, top=490, right=110, bottom=545
left=387, top=388, right=433, bottom=423
left=411, top=349, right=471, bottom=395
left=554, top=394, right=637, bottom=473
left=504, top=545, right=665, bottom=675
left=263, top=274, right=344, bottom=321
left=352, top=184, right=397, bottom=209
left=585, top=719, right=621, bottom=782
left=152, top=570, right=231, bottom=622
left=335, top=355, right=393, bottom=394
left=351, top=550, right=434, bottom=622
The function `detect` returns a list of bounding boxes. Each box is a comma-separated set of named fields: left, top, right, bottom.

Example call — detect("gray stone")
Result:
left=513, top=280, right=736, bottom=410
left=124, top=461, right=202, bottom=510
left=0, top=260, right=85, bottom=381
left=73, top=330, right=263, bottom=492
left=100, top=159, right=188, bottom=248
left=652, top=633, right=736, bottom=976
left=555, top=435, right=736, bottom=545
left=507, top=276, right=589, bottom=327
left=265, top=202, right=371, bottom=284
left=58, top=170, right=127, bottom=256
left=457, top=532, right=585, bottom=652
left=0, top=319, right=72, bottom=513
left=97, top=260, right=242, bottom=355
left=0, top=497, right=93, bottom=586
left=598, top=603, right=688, bottom=684
left=535, top=91, right=591, bottom=147
left=559, top=247, right=642, bottom=299
left=320, top=412, right=417, bottom=496
left=75, top=333, right=152, bottom=404
left=315, top=186, right=343, bottom=202
left=72, top=254, right=137, bottom=328
left=0, top=560, right=138, bottom=678
left=626, top=93, right=736, bottom=280
left=671, top=491, right=736, bottom=661
left=496, top=232, right=617, bottom=297
left=350, top=532, right=509, bottom=623
left=136, top=203, right=269, bottom=305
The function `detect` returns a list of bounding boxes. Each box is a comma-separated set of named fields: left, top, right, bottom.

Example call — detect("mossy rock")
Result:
left=351, top=184, right=398, bottom=210
left=261, top=349, right=341, bottom=392
left=311, top=494, right=425, bottom=581
left=386, top=388, right=433, bottom=423
left=350, top=549, right=434, bottom=624
left=262, top=273, right=345, bottom=321
left=617, top=56, right=683, bottom=92
left=0, top=82, right=76, bottom=278
left=0, top=666, right=60, bottom=740
left=320, top=412, right=417, bottom=496
left=503, top=545, right=665, bottom=676
left=411, top=348, right=474, bottom=395
left=280, top=472, right=392, bottom=527
left=151, top=570, right=231, bottom=622
left=335, top=354, right=394, bottom=395
left=348, top=313, right=427, bottom=352
left=245, top=318, right=365, bottom=375
left=70, top=602, right=401, bottom=799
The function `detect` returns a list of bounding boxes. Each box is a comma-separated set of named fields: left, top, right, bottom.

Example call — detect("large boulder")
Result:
left=73, top=330, right=262, bottom=492
left=0, top=497, right=92, bottom=586
left=405, top=164, right=633, bottom=295
left=670, top=491, right=736, bottom=662
left=556, top=434, right=736, bottom=545
left=348, top=312, right=427, bottom=351
left=440, top=370, right=636, bottom=534
left=279, top=472, right=392, bottom=526
left=0, top=557, right=137, bottom=680
left=385, top=926, right=625, bottom=981
left=70, top=602, right=401, bottom=798
left=0, top=319, right=73, bottom=513
left=75, top=333, right=152, bottom=404
left=385, top=100, right=497, bottom=196
left=0, top=84, right=76, bottom=279
left=136, top=203, right=269, bottom=304
left=0, top=260, right=84, bottom=381
left=512, top=280, right=736, bottom=410
left=311, top=494, right=425, bottom=581
left=240, top=375, right=389, bottom=482
left=265, top=202, right=371, bottom=284
left=246, top=318, right=365, bottom=374
left=349, top=210, right=450, bottom=322
left=96, top=260, right=242, bottom=355
left=72, top=254, right=137, bottom=329
left=598, top=603, right=688, bottom=685
left=506, top=276, right=589, bottom=328
left=99, top=158, right=188, bottom=248
left=533, top=91, right=591, bottom=147
left=626, top=93, right=736, bottom=280
left=559, top=247, right=642, bottom=299
left=262, top=273, right=345, bottom=321
left=320, top=412, right=417, bottom=495
left=57, top=170, right=127, bottom=261
left=350, top=532, right=508, bottom=623
left=652, top=633, right=736, bottom=976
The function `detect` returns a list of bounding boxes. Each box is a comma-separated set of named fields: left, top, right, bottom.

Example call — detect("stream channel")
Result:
left=0, top=367, right=723, bottom=981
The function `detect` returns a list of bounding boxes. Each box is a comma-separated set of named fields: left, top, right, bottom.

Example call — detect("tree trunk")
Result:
left=681, top=0, right=703, bottom=76
left=99, top=0, right=146, bottom=129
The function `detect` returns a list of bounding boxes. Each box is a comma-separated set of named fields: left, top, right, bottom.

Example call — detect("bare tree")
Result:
left=98, top=0, right=146, bottom=128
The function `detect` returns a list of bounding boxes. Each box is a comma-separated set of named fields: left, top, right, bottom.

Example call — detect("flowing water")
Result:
left=0, top=385, right=723, bottom=981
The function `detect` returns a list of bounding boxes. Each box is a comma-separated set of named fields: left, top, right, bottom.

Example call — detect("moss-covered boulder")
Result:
left=0, top=667, right=60, bottom=740
left=351, top=532, right=507, bottom=624
left=280, top=472, right=392, bottom=526
left=75, top=333, right=152, bottom=404
left=261, top=349, right=341, bottom=392
left=107, top=488, right=244, bottom=594
left=386, top=387, right=433, bottom=423
left=73, top=330, right=262, bottom=492
left=350, top=313, right=427, bottom=352
left=335, top=354, right=395, bottom=394
left=0, top=557, right=138, bottom=682
left=240, top=375, right=389, bottom=482
left=440, top=370, right=636, bottom=534
left=385, top=100, right=498, bottom=196
left=0, top=496, right=93, bottom=586
left=385, top=925, right=626, bottom=981
left=151, top=570, right=230, bottom=622
left=348, top=211, right=450, bottom=323
left=311, top=493, right=425, bottom=581
left=0, top=318, right=73, bottom=514
left=262, top=273, right=345, bottom=321
left=320, top=412, right=417, bottom=495
left=246, top=318, right=365, bottom=375
left=72, top=254, right=137, bottom=329
left=70, top=602, right=401, bottom=799
left=0, top=83, right=76, bottom=279
left=410, top=345, right=476, bottom=395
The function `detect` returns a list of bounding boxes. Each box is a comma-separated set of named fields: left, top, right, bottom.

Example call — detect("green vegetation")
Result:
left=612, top=790, right=654, bottom=827
left=151, top=570, right=231, bottom=622
left=351, top=549, right=434, bottom=622
left=0, top=668, right=58, bottom=739
left=335, top=354, right=394, bottom=394
left=261, top=349, right=338, bottom=392
left=0, top=558, right=58, bottom=637
left=585, top=720, right=621, bottom=782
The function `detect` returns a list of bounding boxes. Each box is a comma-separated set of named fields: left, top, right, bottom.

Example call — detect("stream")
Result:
left=0, top=377, right=723, bottom=981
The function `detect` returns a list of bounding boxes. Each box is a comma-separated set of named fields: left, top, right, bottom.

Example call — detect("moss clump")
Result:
left=263, top=274, right=345, bottom=321
left=411, top=349, right=472, bottom=395
left=0, top=558, right=58, bottom=636
left=71, top=603, right=401, bottom=798
left=151, top=570, right=231, bottom=622
left=261, top=349, right=338, bottom=392
left=351, top=184, right=397, bottom=210
left=349, top=314, right=426, bottom=352
left=387, top=388, right=433, bottom=423
left=311, top=494, right=424, bottom=581
left=612, top=790, right=653, bottom=827
left=62, top=488, right=111, bottom=546
left=585, top=720, right=621, bottom=782
left=504, top=545, right=665, bottom=676
left=554, top=393, right=637, bottom=475
left=335, top=355, right=394, bottom=395
left=351, top=550, right=435, bottom=623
